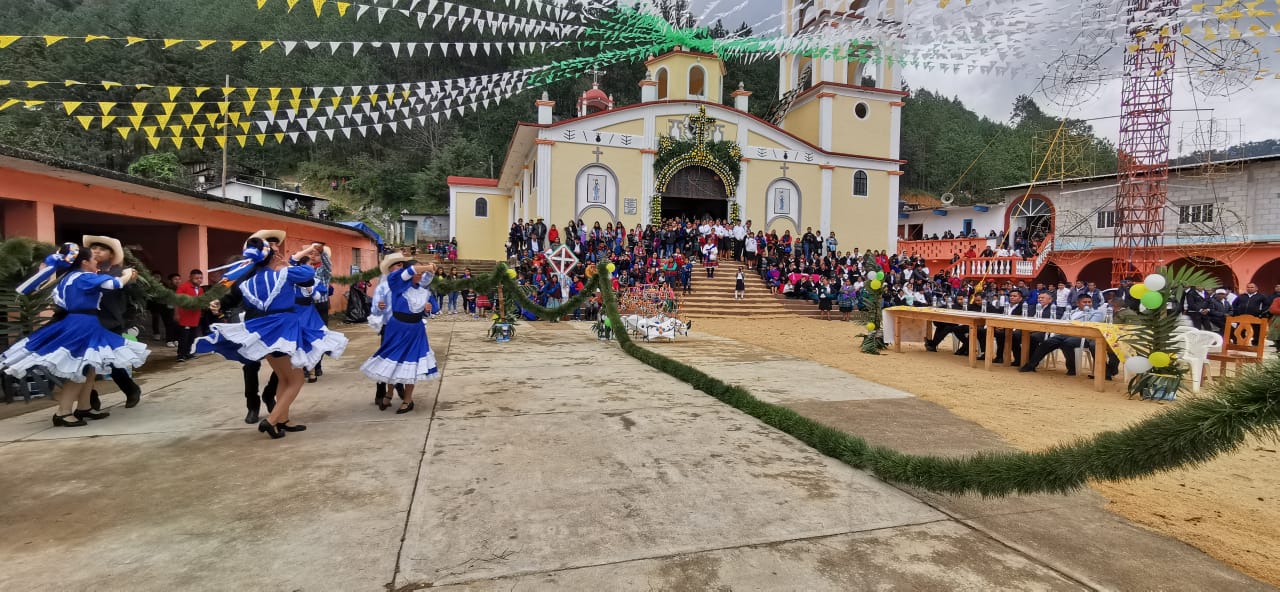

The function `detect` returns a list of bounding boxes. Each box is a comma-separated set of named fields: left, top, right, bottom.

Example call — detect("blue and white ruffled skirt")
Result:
left=1, top=313, right=149, bottom=383
left=197, top=310, right=347, bottom=370
left=360, top=317, right=438, bottom=384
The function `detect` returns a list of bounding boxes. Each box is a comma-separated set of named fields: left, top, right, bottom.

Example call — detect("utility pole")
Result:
left=221, top=74, right=230, bottom=199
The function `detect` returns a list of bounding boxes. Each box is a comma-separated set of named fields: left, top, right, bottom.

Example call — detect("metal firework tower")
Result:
left=1112, top=0, right=1179, bottom=286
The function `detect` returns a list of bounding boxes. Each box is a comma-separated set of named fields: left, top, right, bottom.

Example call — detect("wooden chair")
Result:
left=1207, top=316, right=1267, bottom=379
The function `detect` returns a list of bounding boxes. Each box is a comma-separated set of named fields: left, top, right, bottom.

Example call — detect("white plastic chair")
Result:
left=1181, top=329, right=1223, bottom=392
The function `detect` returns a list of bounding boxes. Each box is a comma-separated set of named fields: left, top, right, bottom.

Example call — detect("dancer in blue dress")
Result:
left=361, top=253, right=438, bottom=414
left=1, top=242, right=150, bottom=427
left=196, top=231, right=328, bottom=439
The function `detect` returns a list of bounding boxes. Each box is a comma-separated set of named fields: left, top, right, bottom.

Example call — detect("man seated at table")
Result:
left=923, top=294, right=976, bottom=355
left=991, top=288, right=1031, bottom=366
left=1018, top=294, right=1107, bottom=377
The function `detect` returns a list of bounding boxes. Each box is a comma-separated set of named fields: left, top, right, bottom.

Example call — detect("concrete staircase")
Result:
left=679, top=262, right=821, bottom=319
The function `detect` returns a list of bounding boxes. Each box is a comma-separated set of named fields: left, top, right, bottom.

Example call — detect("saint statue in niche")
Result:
left=774, top=187, right=790, bottom=213
left=587, top=174, right=606, bottom=204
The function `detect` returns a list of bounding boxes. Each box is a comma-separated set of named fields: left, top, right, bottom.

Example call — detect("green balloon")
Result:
left=876, top=271, right=885, bottom=280
left=1140, top=291, right=1164, bottom=310
left=603, top=317, right=611, bottom=327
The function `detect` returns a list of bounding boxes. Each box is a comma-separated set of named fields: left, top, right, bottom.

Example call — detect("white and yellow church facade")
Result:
left=449, top=42, right=906, bottom=261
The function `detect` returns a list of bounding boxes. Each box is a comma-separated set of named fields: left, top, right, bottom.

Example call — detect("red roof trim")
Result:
left=794, top=81, right=910, bottom=102
left=447, top=176, right=499, bottom=187
left=512, top=99, right=906, bottom=164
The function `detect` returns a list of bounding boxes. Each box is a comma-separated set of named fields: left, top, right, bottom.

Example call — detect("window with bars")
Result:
left=853, top=170, right=868, bottom=197
left=1178, top=203, right=1214, bottom=224
left=1097, top=210, right=1116, bottom=228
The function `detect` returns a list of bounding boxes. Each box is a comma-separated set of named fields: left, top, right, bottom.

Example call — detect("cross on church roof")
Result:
left=686, top=105, right=717, bottom=146
left=586, top=68, right=607, bottom=85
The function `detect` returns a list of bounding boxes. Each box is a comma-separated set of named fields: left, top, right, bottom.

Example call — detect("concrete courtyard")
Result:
left=0, top=320, right=1270, bottom=591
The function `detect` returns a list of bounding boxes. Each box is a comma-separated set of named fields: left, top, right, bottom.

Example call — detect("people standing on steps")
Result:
left=701, top=240, right=718, bottom=278
left=196, top=232, right=338, bottom=439
left=84, top=235, right=144, bottom=410
left=1, top=241, right=150, bottom=427
left=362, top=253, right=439, bottom=414
left=734, top=267, right=746, bottom=300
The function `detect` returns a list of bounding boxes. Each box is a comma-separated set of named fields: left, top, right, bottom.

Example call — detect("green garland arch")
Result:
left=650, top=105, right=742, bottom=225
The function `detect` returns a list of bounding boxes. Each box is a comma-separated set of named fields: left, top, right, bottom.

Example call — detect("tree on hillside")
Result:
left=417, top=139, right=493, bottom=213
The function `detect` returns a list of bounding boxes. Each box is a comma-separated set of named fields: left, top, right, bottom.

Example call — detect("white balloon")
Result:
left=1143, top=273, right=1167, bottom=292
left=1124, top=357, right=1154, bottom=374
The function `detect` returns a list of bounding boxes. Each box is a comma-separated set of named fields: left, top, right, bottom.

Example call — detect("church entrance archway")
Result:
left=660, top=165, right=729, bottom=222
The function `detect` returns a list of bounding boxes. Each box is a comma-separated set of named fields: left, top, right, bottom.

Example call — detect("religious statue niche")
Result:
left=575, top=164, right=618, bottom=219
left=651, top=105, right=743, bottom=224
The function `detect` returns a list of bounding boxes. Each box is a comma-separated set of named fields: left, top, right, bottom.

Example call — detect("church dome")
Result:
left=577, top=83, right=614, bottom=116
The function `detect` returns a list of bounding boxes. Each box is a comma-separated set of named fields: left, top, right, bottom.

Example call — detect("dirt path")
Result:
left=695, top=316, right=1280, bottom=587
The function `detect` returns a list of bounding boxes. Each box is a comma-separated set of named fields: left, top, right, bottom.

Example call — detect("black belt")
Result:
left=245, top=309, right=288, bottom=320
left=295, top=297, right=314, bottom=306
left=67, top=310, right=97, bottom=315
left=393, top=311, right=425, bottom=323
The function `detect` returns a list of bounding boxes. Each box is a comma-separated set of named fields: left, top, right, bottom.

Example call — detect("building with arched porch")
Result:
left=449, top=16, right=906, bottom=261
left=897, top=153, right=1280, bottom=291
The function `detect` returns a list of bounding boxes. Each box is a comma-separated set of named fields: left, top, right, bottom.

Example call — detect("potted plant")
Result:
left=591, top=316, right=614, bottom=341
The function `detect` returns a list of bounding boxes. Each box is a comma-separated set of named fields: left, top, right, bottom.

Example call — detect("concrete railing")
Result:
left=898, top=237, right=996, bottom=260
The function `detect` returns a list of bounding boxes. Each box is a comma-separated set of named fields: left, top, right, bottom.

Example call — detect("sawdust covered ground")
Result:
left=695, top=316, right=1280, bottom=587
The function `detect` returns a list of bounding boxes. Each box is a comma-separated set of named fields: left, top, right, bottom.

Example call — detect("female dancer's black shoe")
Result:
left=395, top=401, right=415, bottom=415
left=74, top=409, right=111, bottom=421
left=52, top=414, right=88, bottom=427
left=258, top=419, right=286, bottom=439
left=276, top=422, right=307, bottom=432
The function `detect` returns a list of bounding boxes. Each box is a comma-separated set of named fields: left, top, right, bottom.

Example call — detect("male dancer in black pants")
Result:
left=85, top=235, right=143, bottom=410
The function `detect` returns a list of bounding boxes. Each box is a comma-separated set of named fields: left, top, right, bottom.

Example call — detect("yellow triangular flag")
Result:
left=255, top=134, right=267, bottom=145
left=286, top=0, right=301, bottom=12
left=132, top=102, right=147, bottom=116
left=217, top=102, right=230, bottom=115
left=192, top=136, right=206, bottom=149
left=116, top=127, right=132, bottom=140
left=23, top=100, right=45, bottom=108
left=180, top=114, right=196, bottom=127
left=349, top=95, right=361, bottom=106
left=194, top=123, right=208, bottom=135
left=369, top=93, right=380, bottom=105
left=228, top=112, right=241, bottom=125
left=76, top=115, right=95, bottom=130
left=245, top=87, right=260, bottom=101
left=126, top=36, right=146, bottom=46
left=308, top=98, right=320, bottom=110
left=268, top=87, right=282, bottom=100
left=26, top=80, right=48, bottom=88
left=101, top=81, right=122, bottom=90
left=157, top=114, right=173, bottom=128
left=288, top=99, right=301, bottom=110
left=194, top=86, right=211, bottom=97
left=337, top=2, right=350, bottom=16
left=142, top=125, right=157, bottom=137
left=273, top=132, right=285, bottom=143
left=197, top=40, right=216, bottom=50
left=267, top=100, right=280, bottom=111
left=288, top=87, right=302, bottom=100
left=97, top=102, right=116, bottom=115
left=160, top=102, right=177, bottom=116
left=0, top=35, right=21, bottom=48
left=62, top=101, right=82, bottom=115
left=258, top=40, right=275, bottom=52
left=147, top=136, right=161, bottom=149
left=170, top=136, right=184, bottom=149
left=221, top=86, right=236, bottom=97
left=43, top=36, right=67, bottom=46
left=241, top=101, right=256, bottom=113
left=84, top=35, right=109, bottom=43
left=329, top=97, right=341, bottom=108
left=167, top=86, right=182, bottom=101
left=100, top=115, right=116, bottom=128
left=238, top=122, right=250, bottom=133
left=215, top=136, right=227, bottom=149
left=235, top=136, right=247, bottom=148
left=128, top=115, right=144, bottom=129
left=0, top=98, right=18, bottom=111
left=0, top=80, right=10, bottom=87
left=189, top=101, right=204, bottom=113
left=229, top=41, right=247, bottom=52
left=162, top=39, right=185, bottom=49
left=312, top=0, right=325, bottom=16
left=169, top=124, right=182, bottom=136
left=257, top=0, right=269, bottom=8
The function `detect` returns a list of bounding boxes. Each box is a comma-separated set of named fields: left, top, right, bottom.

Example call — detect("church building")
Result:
left=449, top=9, right=906, bottom=261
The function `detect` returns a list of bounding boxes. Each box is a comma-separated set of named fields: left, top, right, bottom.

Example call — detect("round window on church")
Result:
left=854, top=102, right=869, bottom=120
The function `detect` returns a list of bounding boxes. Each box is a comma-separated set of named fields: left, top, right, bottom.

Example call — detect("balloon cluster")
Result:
left=868, top=270, right=885, bottom=291
left=1123, top=272, right=1176, bottom=374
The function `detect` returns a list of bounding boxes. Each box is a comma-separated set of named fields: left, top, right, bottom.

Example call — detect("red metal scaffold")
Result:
left=1112, top=0, right=1179, bottom=287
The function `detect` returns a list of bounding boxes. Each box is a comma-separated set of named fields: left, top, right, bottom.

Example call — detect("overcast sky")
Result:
left=687, top=0, right=1279, bottom=155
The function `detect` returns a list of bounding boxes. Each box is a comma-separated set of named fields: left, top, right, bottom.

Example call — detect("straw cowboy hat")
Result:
left=247, top=229, right=287, bottom=246
left=82, top=235, right=124, bottom=266
left=379, top=253, right=412, bottom=275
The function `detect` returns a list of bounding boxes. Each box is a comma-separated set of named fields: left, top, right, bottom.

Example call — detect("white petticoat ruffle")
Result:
left=198, top=323, right=348, bottom=370
left=1, top=339, right=149, bottom=383
left=360, top=351, right=439, bottom=384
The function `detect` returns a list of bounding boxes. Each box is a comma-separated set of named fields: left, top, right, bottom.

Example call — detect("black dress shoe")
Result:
left=1010, top=360, right=1021, bottom=367
left=396, top=401, right=416, bottom=414
left=276, top=422, right=307, bottom=432
left=52, top=414, right=88, bottom=427
left=245, top=408, right=260, bottom=424
left=954, top=349, right=968, bottom=356
left=74, top=409, right=111, bottom=421
left=1018, top=366, right=1036, bottom=373
left=992, top=357, right=1004, bottom=364
left=924, top=343, right=937, bottom=352
left=258, top=419, right=285, bottom=439
left=123, top=384, right=142, bottom=408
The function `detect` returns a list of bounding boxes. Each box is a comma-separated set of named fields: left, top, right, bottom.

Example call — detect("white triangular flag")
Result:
left=306, top=40, right=321, bottom=50
left=257, top=120, right=270, bottom=132
left=377, top=7, right=388, bottom=22
left=341, top=127, right=351, bottom=139
left=329, top=41, right=342, bottom=54
left=323, top=129, right=334, bottom=140
left=356, top=5, right=370, bottom=19
left=288, top=131, right=300, bottom=143
left=307, top=130, right=318, bottom=142
left=417, top=12, right=427, bottom=27
left=406, top=42, right=416, bottom=57
left=351, top=42, right=363, bottom=56
left=389, top=42, right=401, bottom=57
